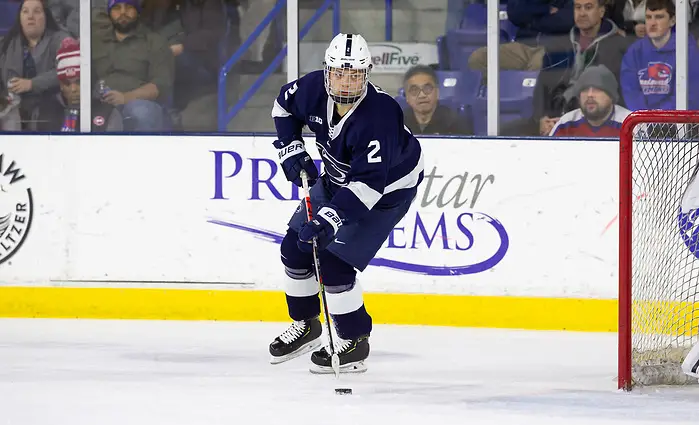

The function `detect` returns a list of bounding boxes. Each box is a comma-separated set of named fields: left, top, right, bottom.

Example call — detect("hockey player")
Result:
left=681, top=342, right=699, bottom=381
left=267, top=33, right=424, bottom=373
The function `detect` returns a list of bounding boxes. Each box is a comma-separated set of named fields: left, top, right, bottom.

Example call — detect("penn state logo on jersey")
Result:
left=317, top=143, right=350, bottom=185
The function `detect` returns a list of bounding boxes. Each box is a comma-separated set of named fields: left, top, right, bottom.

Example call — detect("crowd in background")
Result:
left=0, top=0, right=696, bottom=138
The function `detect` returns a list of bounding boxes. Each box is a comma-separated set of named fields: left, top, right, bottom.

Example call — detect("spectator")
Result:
left=0, top=0, right=68, bottom=130
left=550, top=65, right=630, bottom=136
left=31, top=37, right=123, bottom=132
left=142, top=0, right=226, bottom=130
left=92, top=0, right=175, bottom=131
left=531, top=0, right=629, bottom=136
left=606, top=0, right=647, bottom=38
left=620, top=0, right=699, bottom=111
left=141, top=0, right=184, bottom=48
left=401, top=65, right=473, bottom=136
left=469, top=0, right=575, bottom=72
left=48, top=0, right=78, bottom=38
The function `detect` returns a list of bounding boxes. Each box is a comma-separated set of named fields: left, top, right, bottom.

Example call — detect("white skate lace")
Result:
left=329, top=336, right=353, bottom=354
left=279, top=320, right=306, bottom=344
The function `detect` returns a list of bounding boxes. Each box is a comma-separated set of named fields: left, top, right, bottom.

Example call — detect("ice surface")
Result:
left=1, top=319, right=699, bottom=425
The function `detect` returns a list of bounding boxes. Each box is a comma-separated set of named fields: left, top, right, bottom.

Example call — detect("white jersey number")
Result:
left=284, top=82, right=298, bottom=100
left=367, top=140, right=382, bottom=164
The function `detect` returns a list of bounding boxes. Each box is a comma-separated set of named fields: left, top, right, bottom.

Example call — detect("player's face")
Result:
left=405, top=73, right=438, bottom=114
left=645, top=8, right=675, bottom=41
left=580, top=86, right=613, bottom=122
left=328, top=67, right=366, bottom=98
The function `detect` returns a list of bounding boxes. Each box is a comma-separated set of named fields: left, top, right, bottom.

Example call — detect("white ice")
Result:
left=1, top=319, right=699, bottom=425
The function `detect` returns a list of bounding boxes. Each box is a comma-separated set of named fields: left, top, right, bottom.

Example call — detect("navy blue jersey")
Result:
left=272, top=70, right=424, bottom=223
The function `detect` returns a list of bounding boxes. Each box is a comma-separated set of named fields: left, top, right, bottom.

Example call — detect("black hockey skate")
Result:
left=269, top=317, right=322, bottom=364
left=309, top=335, right=369, bottom=374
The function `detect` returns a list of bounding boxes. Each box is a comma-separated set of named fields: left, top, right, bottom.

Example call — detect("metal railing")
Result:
left=217, top=0, right=340, bottom=131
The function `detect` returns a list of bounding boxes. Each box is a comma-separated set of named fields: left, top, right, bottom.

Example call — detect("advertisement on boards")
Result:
left=1, top=136, right=620, bottom=299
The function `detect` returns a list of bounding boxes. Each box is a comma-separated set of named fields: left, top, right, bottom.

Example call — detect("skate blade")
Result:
left=270, top=338, right=322, bottom=365
left=309, top=360, right=367, bottom=374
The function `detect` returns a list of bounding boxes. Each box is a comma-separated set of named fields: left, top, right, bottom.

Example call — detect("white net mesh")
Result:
left=630, top=122, right=699, bottom=386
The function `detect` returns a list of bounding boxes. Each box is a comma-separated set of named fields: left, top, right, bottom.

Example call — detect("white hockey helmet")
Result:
left=323, top=33, right=373, bottom=105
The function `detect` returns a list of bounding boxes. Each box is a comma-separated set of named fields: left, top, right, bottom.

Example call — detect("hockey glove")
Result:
left=298, top=205, right=345, bottom=252
left=273, top=139, right=318, bottom=188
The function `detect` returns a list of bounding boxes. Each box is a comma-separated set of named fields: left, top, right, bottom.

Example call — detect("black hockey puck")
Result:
left=335, top=388, right=352, bottom=395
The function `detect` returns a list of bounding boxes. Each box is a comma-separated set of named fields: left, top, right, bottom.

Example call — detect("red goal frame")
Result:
left=618, top=110, right=699, bottom=391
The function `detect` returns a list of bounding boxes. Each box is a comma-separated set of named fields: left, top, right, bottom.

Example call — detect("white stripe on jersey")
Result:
left=347, top=150, right=423, bottom=209
left=347, top=181, right=383, bottom=210
left=272, top=99, right=292, bottom=118
left=385, top=150, right=424, bottom=193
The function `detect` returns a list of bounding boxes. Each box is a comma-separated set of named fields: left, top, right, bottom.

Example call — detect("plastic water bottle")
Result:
left=98, top=80, right=110, bottom=97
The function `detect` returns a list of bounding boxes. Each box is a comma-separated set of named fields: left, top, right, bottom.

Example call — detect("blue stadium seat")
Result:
left=0, top=2, right=19, bottom=37
left=470, top=70, right=539, bottom=135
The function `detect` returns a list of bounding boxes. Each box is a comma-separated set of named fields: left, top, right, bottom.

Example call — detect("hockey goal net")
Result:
left=619, top=110, right=699, bottom=390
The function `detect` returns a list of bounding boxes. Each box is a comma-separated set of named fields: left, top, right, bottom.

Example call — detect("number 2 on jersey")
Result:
left=367, top=140, right=382, bottom=163
left=284, top=82, right=298, bottom=100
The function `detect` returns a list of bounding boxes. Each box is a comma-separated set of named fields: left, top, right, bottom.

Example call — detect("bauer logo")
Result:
left=0, top=154, right=33, bottom=265
left=208, top=151, right=509, bottom=276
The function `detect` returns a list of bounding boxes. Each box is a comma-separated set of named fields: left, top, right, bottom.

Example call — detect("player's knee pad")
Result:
left=280, top=229, right=317, bottom=298
left=281, top=228, right=313, bottom=271
left=317, top=251, right=363, bottom=315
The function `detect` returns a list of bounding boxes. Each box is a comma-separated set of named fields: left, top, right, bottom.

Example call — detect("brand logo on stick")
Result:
left=0, top=154, right=33, bottom=265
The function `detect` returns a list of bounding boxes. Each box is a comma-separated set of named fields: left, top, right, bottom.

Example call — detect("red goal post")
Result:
left=619, top=110, right=699, bottom=391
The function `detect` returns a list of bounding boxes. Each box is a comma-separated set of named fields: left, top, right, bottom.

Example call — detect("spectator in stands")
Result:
left=530, top=0, right=629, bottom=135
left=142, top=0, right=226, bottom=131
left=31, top=38, right=123, bottom=132
left=605, top=0, right=647, bottom=38
left=48, top=0, right=78, bottom=38
left=469, top=0, right=575, bottom=73
left=92, top=0, right=174, bottom=131
left=620, top=0, right=699, bottom=111
left=549, top=65, right=630, bottom=136
left=0, top=0, right=69, bottom=130
left=401, top=65, right=473, bottom=136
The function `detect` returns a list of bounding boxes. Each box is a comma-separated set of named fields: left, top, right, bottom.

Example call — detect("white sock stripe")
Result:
left=326, top=281, right=364, bottom=315
left=284, top=274, right=319, bottom=298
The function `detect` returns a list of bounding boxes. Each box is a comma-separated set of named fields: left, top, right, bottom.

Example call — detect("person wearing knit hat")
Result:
left=92, top=0, right=173, bottom=131
left=31, top=37, right=123, bottom=132
left=107, top=0, right=142, bottom=34
left=549, top=65, right=631, bottom=137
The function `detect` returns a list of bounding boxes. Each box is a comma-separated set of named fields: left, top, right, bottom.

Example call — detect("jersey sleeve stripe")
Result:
left=272, top=99, right=292, bottom=118
left=346, top=181, right=383, bottom=210
left=385, top=150, right=424, bottom=194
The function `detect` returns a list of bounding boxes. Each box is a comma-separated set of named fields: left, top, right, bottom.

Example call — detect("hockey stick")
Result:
left=300, top=170, right=341, bottom=378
